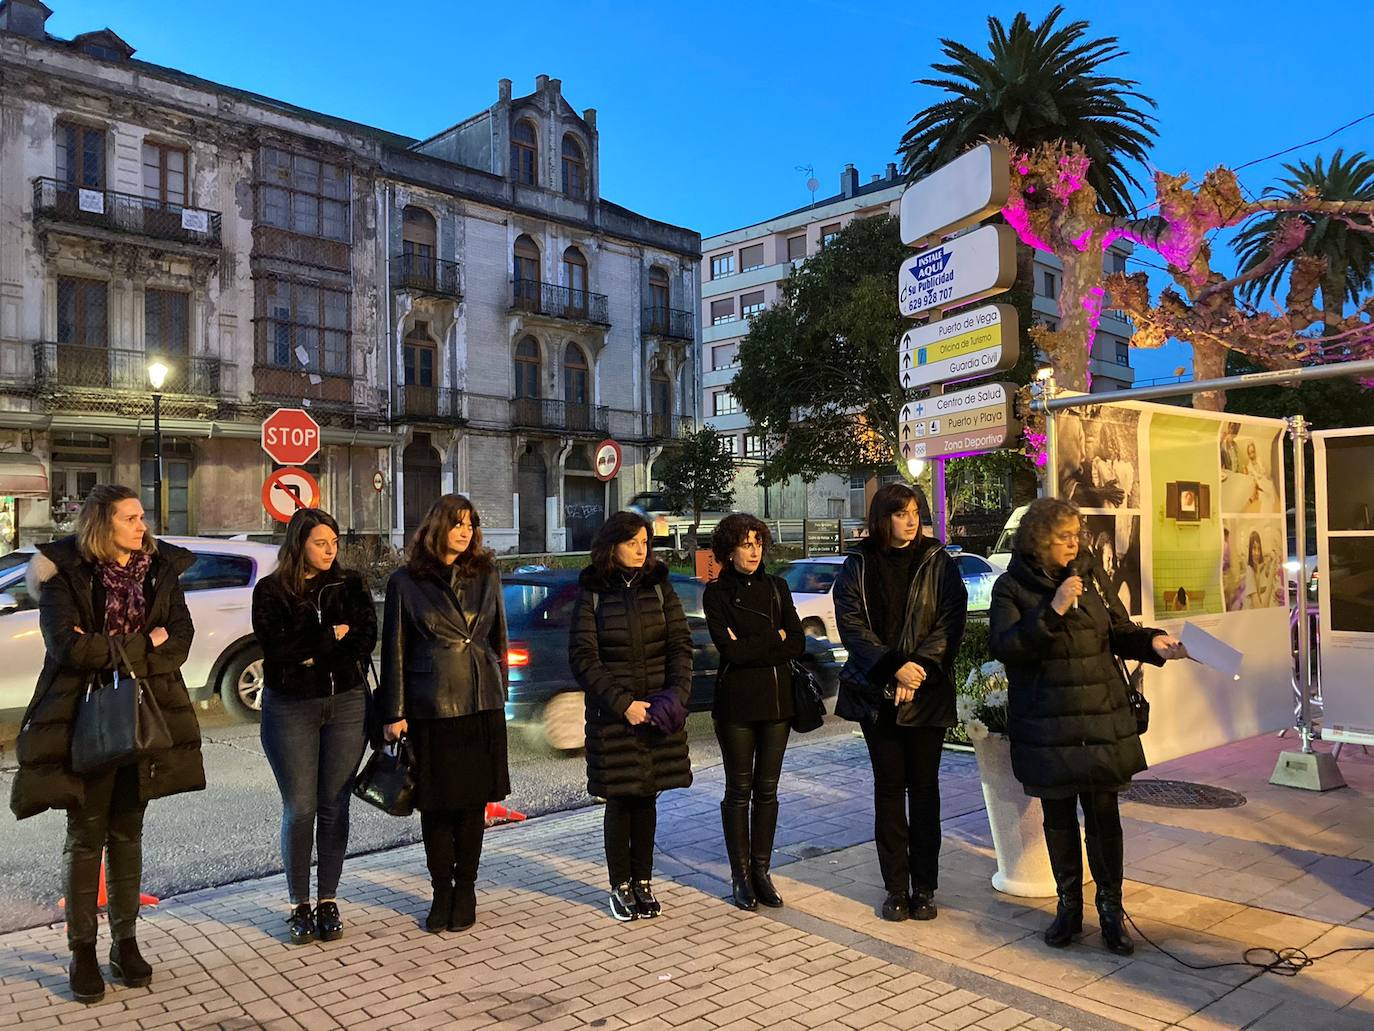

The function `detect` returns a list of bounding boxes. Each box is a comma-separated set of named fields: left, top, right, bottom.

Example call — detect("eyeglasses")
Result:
left=1052, top=531, right=1080, bottom=544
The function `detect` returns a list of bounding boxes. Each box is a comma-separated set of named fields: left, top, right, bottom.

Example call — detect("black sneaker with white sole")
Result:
left=609, top=882, right=639, bottom=922
left=632, top=880, right=662, bottom=918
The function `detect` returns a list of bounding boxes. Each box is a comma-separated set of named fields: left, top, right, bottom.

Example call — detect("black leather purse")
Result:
left=71, top=638, right=173, bottom=775
left=1121, top=659, right=1149, bottom=735
left=353, top=736, right=416, bottom=817
left=789, top=661, right=826, bottom=733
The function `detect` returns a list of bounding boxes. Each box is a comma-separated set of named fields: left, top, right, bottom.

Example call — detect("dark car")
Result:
left=502, top=569, right=841, bottom=753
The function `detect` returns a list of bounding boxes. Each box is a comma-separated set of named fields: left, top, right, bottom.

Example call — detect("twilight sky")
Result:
left=47, top=0, right=1374, bottom=383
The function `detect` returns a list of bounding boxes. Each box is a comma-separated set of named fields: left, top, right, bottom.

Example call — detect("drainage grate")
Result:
left=1121, top=779, right=1246, bottom=809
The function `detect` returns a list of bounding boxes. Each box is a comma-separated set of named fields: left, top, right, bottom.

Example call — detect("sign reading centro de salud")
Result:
left=899, top=142, right=1011, bottom=246
left=898, top=303, right=1019, bottom=390
left=898, top=224, right=1017, bottom=318
left=899, top=382, right=1019, bottom=460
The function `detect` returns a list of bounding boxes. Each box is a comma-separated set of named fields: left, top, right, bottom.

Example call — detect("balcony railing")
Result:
left=34, top=342, right=221, bottom=396
left=645, top=413, right=695, bottom=439
left=511, top=279, right=610, bottom=326
left=33, top=178, right=222, bottom=248
left=394, top=385, right=465, bottom=423
left=392, top=253, right=462, bottom=300
left=511, top=396, right=609, bottom=435
left=642, top=306, right=695, bottom=341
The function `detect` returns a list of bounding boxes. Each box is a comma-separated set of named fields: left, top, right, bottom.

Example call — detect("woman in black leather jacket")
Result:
left=833, top=483, right=966, bottom=924
left=252, top=508, right=377, bottom=946
left=379, top=494, right=509, bottom=933
left=702, top=513, right=804, bottom=911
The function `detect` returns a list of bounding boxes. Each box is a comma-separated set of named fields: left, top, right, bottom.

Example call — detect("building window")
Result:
left=140, top=437, right=193, bottom=535
left=786, top=234, right=807, bottom=262
left=1116, top=343, right=1130, bottom=366
left=141, top=142, right=187, bottom=207
left=259, top=279, right=350, bottom=376
left=564, top=343, right=590, bottom=406
left=1039, top=318, right=1058, bottom=333
left=648, top=266, right=670, bottom=311
left=561, top=134, right=587, bottom=198
left=651, top=362, right=672, bottom=422
left=404, top=323, right=436, bottom=389
left=56, top=120, right=105, bottom=189
left=720, top=434, right=739, bottom=456
left=1040, top=270, right=1058, bottom=299
left=145, top=289, right=189, bottom=361
left=51, top=433, right=113, bottom=523
left=563, top=246, right=589, bottom=315
left=711, top=343, right=738, bottom=370
left=514, top=336, right=541, bottom=398
left=744, top=434, right=765, bottom=458
left=513, top=234, right=541, bottom=308
left=511, top=119, right=538, bottom=185
left=821, top=223, right=841, bottom=246
left=57, top=277, right=108, bottom=348
left=710, top=298, right=736, bottom=326
left=712, top=390, right=740, bottom=416
left=258, top=147, right=349, bottom=241
left=740, top=243, right=765, bottom=272
left=1108, top=252, right=1128, bottom=274
left=710, top=253, right=735, bottom=280
left=741, top=291, right=765, bottom=319
left=401, top=205, right=437, bottom=285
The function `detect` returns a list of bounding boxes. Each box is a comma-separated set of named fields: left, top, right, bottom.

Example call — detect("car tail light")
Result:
left=507, top=644, right=531, bottom=667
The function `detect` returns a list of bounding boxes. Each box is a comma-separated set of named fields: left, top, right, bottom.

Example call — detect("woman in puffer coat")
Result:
left=10, top=485, right=204, bottom=1005
left=989, top=497, right=1185, bottom=956
left=569, top=510, right=692, bottom=922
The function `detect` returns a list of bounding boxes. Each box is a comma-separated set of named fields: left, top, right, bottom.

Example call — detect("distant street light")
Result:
left=148, top=359, right=170, bottom=533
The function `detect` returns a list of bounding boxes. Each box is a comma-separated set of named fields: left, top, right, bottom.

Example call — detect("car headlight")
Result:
left=1284, top=560, right=1300, bottom=575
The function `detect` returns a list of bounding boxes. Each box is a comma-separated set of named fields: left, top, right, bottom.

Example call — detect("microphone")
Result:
left=1067, top=553, right=1092, bottom=610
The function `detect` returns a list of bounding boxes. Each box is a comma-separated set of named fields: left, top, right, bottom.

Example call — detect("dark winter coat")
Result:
left=568, top=562, right=693, bottom=798
left=379, top=564, right=507, bottom=722
left=988, top=552, right=1165, bottom=798
left=702, top=564, right=804, bottom=723
left=833, top=536, right=968, bottom=727
left=10, top=536, right=205, bottom=820
left=251, top=567, right=378, bottom=699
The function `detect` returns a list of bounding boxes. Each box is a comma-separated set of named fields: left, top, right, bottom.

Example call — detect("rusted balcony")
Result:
left=511, top=279, right=610, bottom=326
left=645, top=413, right=695, bottom=439
left=643, top=306, right=694, bottom=341
left=32, top=178, right=221, bottom=248
left=394, top=385, right=465, bottom=424
left=510, top=396, right=609, bottom=434
left=392, top=253, right=462, bottom=301
left=34, top=342, right=221, bottom=396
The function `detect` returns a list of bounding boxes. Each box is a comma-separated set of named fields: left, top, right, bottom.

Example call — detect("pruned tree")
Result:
left=655, top=428, right=736, bottom=549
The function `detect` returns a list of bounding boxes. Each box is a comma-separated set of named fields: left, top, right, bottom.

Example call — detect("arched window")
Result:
left=401, top=206, right=437, bottom=288
left=647, top=267, right=670, bottom=334
left=564, top=342, right=589, bottom=409
left=513, top=234, right=541, bottom=309
left=563, top=246, right=588, bottom=317
left=561, top=134, right=587, bottom=198
left=514, top=336, right=541, bottom=399
left=511, top=119, right=538, bottom=185
left=650, top=362, right=672, bottom=437
left=402, top=321, right=437, bottom=416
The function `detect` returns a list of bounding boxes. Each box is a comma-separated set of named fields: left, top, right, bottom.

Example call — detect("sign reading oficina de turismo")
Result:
left=898, top=223, right=1017, bottom=318
left=898, top=303, right=1019, bottom=390
left=899, top=382, right=1019, bottom=460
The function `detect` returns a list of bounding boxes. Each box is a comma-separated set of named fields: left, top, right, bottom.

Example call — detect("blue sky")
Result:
left=48, top=0, right=1374, bottom=383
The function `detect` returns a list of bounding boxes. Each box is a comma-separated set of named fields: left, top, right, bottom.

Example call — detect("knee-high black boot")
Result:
left=1086, top=833, right=1134, bottom=955
left=1042, top=828, right=1084, bottom=947
left=420, top=812, right=455, bottom=932
left=449, top=807, right=485, bottom=932
left=720, top=802, right=756, bottom=910
left=749, top=799, right=783, bottom=908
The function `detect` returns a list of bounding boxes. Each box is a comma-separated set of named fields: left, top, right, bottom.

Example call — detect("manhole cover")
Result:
left=1121, top=779, right=1246, bottom=809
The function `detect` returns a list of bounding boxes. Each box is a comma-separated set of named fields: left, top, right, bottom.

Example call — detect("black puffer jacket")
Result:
left=702, top=565, right=804, bottom=723
left=568, top=562, right=692, bottom=798
left=379, top=564, right=507, bottom=722
left=11, top=537, right=205, bottom=820
left=252, top=566, right=377, bottom=699
left=833, top=536, right=968, bottom=727
left=989, top=553, right=1164, bottom=798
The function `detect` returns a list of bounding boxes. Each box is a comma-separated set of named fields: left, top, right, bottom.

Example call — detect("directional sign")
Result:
left=262, top=407, right=321, bottom=466
left=900, top=142, right=1010, bottom=246
left=899, top=382, right=1019, bottom=460
left=262, top=467, right=321, bottom=524
left=898, top=223, right=1017, bottom=318
left=898, top=303, right=1019, bottom=390
left=594, top=439, right=623, bottom=482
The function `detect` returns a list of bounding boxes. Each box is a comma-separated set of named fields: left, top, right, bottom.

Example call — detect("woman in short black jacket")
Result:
left=989, top=497, right=1185, bottom=955
left=702, top=513, right=804, bottom=911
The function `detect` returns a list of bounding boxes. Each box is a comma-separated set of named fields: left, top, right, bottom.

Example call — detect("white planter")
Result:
left=972, top=733, right=1056, bottom=898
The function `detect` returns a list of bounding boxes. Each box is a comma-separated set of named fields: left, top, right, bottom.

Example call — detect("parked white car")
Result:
left=781, top=547, right=999, bottom=644
left=985, top=504, right=1029, bottom=572
left=0, top=537, right=279, bottom=722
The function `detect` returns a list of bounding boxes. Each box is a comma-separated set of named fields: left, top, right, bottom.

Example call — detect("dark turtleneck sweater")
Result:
left=865, top=537, right=938, bottom=650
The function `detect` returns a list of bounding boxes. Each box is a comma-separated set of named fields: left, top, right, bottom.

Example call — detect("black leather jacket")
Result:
left=251, top=567, right=377, bottom=699
left=379, top=564, right=507, bottom=721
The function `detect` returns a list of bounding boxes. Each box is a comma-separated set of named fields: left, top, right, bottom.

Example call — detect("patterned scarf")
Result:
left=98, top=551, right=152, bottom=636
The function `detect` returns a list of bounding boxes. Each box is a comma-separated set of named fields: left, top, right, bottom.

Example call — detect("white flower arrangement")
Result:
left=955, top=659, right=1010, bottom=740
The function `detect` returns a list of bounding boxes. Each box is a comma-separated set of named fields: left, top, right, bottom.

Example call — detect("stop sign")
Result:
left=262, top=408, right=321, bottom=466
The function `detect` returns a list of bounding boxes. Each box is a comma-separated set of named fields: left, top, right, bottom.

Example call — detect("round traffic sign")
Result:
left=262, top=408, right=321, bottom=466
left=262, top=467, right=321, bottom=524
left=372, top=470, right=385, bottom=493
left=593, top=439, right=622, bottom=482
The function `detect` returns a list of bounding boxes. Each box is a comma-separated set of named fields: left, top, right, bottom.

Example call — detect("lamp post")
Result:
left=147, top=359, right=169, bottom=533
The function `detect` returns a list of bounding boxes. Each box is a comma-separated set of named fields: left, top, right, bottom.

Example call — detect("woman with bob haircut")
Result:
left=989, top=497, right=1184, bottom=955
left=252, top=507, right=377, bottom=945
left=379, top=494, right=510, bottom=934
left=569, top=510, right=693, bottom=921
left=832, top=482, right=966, bottom=923
left=702, top=512, right=804, bottom=911
left=10, top=485, right=203, bottom=1004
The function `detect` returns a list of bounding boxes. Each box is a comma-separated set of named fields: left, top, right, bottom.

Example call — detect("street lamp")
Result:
left=147, top=359, right=169, bottom=533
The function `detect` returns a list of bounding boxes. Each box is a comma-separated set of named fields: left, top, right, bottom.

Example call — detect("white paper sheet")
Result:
left=1180, top=621, right=1244, bottom=680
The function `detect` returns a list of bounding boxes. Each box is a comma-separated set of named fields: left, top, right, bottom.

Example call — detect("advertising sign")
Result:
left=899, top=141, right=1010, bottom=245
left=898, top=224, right=1018, bottom=317
left=898, top=303, right=1019, bottom=390
left=898, top=382, right=1018, bottom=460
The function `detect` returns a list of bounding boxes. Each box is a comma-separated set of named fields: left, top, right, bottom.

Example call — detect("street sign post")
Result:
left=900, top=142, right=1011, bottom=246
left=899, top=382, right=1019, bottom=461
left=898, top=223, right=1018, bottom=318
left=262, top=467, right=321, bottom=523
left=593, top=439, right=623, bottom=482
left=898, top=303, right=1019, bottom=390
left=262, top=408, right=321, bottom=466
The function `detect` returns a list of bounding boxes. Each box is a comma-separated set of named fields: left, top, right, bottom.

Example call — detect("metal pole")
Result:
left=152, top=392, right=163, bottom=533
left=1290, top=414, right=1313, bottom=752
left=1041, top=375, right=1058, bottom=498
left=932, top=458, right=947, bottom=543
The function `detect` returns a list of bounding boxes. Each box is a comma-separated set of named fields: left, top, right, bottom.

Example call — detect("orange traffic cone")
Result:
left=58, top=855, right=160, bottom=909
left=484, top=802, right=527, bottom=826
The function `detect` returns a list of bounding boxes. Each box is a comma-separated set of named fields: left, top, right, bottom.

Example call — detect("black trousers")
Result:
left=715, top=719, right=790, bottom=870
left=1040, top=791, right=1123, bottom=838
left=860, top=716, right=945, bottom=895
left=64, top=763, right=147, bottom=947
left=419, top=805, right=487, bottom=889
left=604, top=795, right=657, bottom=886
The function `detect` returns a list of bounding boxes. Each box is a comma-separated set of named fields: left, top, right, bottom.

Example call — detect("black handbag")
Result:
left=789, top=661, right=826, bottom=733
left=70, top=638, right=173, bottom=775
left=353, top=736, right=416, bottom=817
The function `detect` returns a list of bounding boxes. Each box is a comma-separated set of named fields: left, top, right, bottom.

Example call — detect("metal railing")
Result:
left=511, top=396, right=609, bottom=434
left=34, top=342, right=221, bottom=396
left=645, top=413, right=695, bottom=439
left=511, top=279, right=610, bottom=326
left=392, top=253, right=462, bottom=299
left=33, top=178, right=221, bottom=247
left=394, top=385, right=465, bottom=422
left=642, top=306, right=694, bottom=340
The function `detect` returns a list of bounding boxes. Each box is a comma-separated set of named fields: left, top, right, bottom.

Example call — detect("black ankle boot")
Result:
left=286, top=903, right=315, bottom=946
left=109, top=937, right=152, bottom=987
left=69, top=943, right=105, bottom=1004
left=425, top=884, right=454, bottom=933
left=1042, top=828, right=1084, bottom=948
left=1086, top=833, right=1134, bottom=955
left=448, top=884, right=476, bottom=931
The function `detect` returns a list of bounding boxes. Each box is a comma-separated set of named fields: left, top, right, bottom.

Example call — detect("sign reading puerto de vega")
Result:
left=898, top=223, right=1017, bottom=317
left=899, top=303, right=1019, bottom=390
left=899, top=142, right=1010, bottom=245
left=899, top=382, right=1019, bottom=460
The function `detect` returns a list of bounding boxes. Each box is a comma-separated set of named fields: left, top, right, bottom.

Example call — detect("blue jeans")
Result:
left=260, top=688, right=367, bottom=905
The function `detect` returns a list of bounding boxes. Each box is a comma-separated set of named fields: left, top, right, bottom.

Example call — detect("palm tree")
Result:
left=1232, top=149, right=1374, bottom=333
left=899, top=5, right=1158, bottom=215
